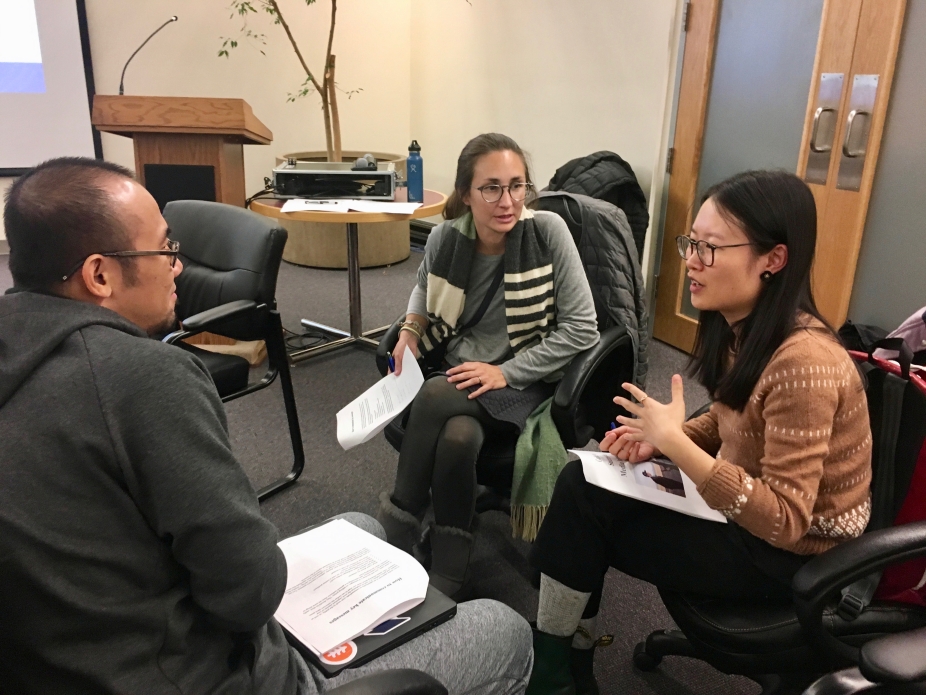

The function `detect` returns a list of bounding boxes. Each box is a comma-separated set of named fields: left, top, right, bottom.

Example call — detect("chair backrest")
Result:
left=163, top=200, right=287, bottom=341
left=545, top=150, right=650, bottom=261
left=855, top=345, right=926, bottom=607
left=535, top=191, right=649, bottom=387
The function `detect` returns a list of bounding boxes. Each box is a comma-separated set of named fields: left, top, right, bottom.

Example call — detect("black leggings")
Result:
left=530, top=460, right=812, bottom=617
left=391, top=376, right=513, bottom=529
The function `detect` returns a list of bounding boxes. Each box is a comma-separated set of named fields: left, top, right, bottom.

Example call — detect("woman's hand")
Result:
left=390, top=329, right=420, bottom=376
left=446, top=362, right=507, bottom=399
left=599, top=425, right=660, bottom=463
left=613, top=375, right=687, bottom=454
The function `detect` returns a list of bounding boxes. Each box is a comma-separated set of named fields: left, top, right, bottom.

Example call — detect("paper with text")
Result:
left=280, top=199, right=351, bottom=213
left=336, top=345, right=424, bottom=451
left=274, top=519, right=429, bottom=655
left=344, top=200, right=423, bottom=214
left=571, top=449, right=727, bottom=523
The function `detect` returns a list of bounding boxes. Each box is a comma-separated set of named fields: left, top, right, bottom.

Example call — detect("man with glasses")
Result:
left=0, top=157, right=532, bottom=695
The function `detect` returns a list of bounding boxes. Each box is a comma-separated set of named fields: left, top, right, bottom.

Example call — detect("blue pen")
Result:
left=609, top=422, right=617, bottom=431
left=388, top=352, right=396, bottom=372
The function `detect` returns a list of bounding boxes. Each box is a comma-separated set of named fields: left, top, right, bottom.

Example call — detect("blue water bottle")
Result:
left=406, top=140, right=423, bottom=203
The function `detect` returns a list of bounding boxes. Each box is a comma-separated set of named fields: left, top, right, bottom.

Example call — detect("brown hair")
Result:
left=442, top=133, right=535, bottom=220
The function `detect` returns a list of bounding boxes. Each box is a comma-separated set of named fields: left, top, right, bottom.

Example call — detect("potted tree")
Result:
left=220, top=0, right=409, bottom=268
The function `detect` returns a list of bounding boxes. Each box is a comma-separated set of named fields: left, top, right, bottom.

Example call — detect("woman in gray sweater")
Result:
left=377, top=133, right=599, bottom=598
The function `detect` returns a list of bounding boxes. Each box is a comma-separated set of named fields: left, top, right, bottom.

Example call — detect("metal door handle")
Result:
left=842, top=109, right=870, bottom=158
left=810, top=107, right=837, bottom=153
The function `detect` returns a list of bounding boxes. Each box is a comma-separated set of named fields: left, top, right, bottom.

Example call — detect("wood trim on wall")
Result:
left=652, top=0, right=721, bottom=352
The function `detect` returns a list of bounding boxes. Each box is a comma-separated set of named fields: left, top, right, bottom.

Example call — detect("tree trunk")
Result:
left=328, top=55, right=342, bottom=162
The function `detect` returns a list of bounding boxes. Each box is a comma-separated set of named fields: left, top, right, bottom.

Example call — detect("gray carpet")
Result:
left=0, top=251, right=757, bottom=694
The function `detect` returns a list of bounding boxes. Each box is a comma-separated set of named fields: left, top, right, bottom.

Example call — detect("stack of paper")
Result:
left=275, top=519, right=430, bottom=655
left=280, top=198, right=423, bottom=215
left=336, top=345, right=424, bottom=451
left=571, top=449, right=727, bottom=523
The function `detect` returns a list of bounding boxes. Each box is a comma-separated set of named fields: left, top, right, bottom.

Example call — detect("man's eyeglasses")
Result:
left=474, top=182, right=534, bottom=203
left=675, top=235, right=753, bottom=267
left=61, top=239, right=180, bottom=282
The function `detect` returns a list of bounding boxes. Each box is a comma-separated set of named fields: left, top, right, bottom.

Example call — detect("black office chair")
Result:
left=795, top=523, right=926, bottom=695
left=161, top=200, right=304, bottom=501
left=802, top=621, right=926, bottom=694
left=328, top=669, right=448, bottom=695
left=633, top=344, right=926, bottom=695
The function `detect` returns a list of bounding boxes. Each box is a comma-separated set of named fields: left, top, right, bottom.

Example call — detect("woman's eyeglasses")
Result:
left=675, top=235, right=753, bottom=267
left=61, top=239, right=180, bottom=282
left=474, top=182, right=534, bottom=203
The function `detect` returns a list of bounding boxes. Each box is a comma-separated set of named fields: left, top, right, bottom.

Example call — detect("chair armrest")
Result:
left=552, top=324, right=635, bottom=448
left=327, top=669, right=448, bottom=695
left=793, top=520, right=926, bottom=664
left=859, top=626, right=926, bottom=684
left=375, top=316, right=405, bottom=376
left=163, top=300, right=259, bottom=344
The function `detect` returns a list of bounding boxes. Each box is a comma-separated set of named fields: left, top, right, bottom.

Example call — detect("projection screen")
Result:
left=0, top=0, right=98, bottom=175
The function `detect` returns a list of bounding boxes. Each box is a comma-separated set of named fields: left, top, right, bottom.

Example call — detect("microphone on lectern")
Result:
left=118, top=16, right=179, bottom=95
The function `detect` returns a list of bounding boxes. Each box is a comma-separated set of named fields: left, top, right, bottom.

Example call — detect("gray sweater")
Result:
left=407, top=210, right=599, bottom=389
left=0, top=292, right=295, bottom=694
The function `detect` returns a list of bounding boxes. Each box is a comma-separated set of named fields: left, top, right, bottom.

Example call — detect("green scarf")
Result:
left=511, top=397, right=569, bottom=541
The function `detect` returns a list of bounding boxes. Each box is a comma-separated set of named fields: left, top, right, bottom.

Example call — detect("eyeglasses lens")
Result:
left=481, top=184, right=530, bottom=203
left=676, top=237, right=713, bottom=266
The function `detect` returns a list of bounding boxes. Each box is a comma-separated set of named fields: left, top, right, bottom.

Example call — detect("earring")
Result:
left=761, top=271, right=773, bottom=282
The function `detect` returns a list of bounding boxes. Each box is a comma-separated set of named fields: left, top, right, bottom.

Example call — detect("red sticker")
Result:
left=320, top=640, right=358, bottom=666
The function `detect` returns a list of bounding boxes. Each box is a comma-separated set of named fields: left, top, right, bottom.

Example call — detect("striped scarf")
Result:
left=420, top=209, right=554, bottom=359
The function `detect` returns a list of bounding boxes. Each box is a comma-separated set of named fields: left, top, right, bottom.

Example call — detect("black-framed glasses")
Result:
left=61, top=238, right=180, bottom=282
left=474, top=182, right=534, bottom=203
left=675, top=235, right=753, bottom=267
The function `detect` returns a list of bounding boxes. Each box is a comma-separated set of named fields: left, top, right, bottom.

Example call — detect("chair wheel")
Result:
left=632, top=642, right=662, bottom=671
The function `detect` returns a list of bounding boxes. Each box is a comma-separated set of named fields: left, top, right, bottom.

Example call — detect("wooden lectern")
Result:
left=91, top=96, right=272, bottom=209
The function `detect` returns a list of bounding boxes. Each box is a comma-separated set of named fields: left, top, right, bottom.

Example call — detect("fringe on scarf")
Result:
left=510, top=503, right=549, bottom=542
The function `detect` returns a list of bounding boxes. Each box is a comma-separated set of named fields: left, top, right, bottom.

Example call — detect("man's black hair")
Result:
left=4, top=157, right=138, bottom=292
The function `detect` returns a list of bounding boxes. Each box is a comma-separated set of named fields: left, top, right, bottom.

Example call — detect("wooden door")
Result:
left=653, top=0, right=906, bottom=352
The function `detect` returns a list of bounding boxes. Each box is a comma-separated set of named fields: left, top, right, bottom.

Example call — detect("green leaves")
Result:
left=220, top=1, right=270, bottom=56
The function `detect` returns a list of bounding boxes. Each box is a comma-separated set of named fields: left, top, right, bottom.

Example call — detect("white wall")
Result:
left=2, top=1, right=679, bottom=255
left=409, top=0, right=679, bottom=206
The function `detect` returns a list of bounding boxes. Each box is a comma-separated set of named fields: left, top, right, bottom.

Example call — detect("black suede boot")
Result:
left=526, top=627, right=576, bottom=695
left=569, top=631, right=613, bottom=695
left=375, top=491, right=422, bottom=556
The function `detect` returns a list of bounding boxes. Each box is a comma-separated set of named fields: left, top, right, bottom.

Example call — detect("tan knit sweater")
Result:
left=683, top=320, right=872, bottom=555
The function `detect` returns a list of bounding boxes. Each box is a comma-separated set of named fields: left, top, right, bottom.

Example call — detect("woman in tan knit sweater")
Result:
left=525, top=170, right=872, bottom=695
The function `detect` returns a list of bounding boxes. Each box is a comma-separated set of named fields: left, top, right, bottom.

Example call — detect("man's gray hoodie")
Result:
left=0, top=291, right=296, bottom=694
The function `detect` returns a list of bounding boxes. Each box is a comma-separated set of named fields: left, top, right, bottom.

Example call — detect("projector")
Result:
left=272, top=160, right=397, bottom=200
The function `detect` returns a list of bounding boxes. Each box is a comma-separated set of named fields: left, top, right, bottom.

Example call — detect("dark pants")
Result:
left=392, top=376, right=514, bottom=529
left=530, top=460, right=811, bottom=617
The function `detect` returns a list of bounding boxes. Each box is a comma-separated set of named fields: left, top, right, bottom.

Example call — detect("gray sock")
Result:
left=572, top=615, right=599, bottom=649
left=536, top=573, right=591, bottom=638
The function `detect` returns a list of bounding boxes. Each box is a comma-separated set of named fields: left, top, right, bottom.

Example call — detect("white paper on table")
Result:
left=571, top=449, right=727, bottom=523
left=343, top=200, right=423, bottom=214
left=336, top=345, right=424, bottom=451
left=274, top=519, right=429, bottom=654
left=280, top=199, right=351, bottom=213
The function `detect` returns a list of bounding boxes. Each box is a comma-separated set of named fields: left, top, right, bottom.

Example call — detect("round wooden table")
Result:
left=249, top=189, right=446, bottom=362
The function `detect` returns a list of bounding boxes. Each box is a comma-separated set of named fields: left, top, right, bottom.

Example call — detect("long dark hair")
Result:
left=689, top=170, right=835, bottom=411
left=443, top=133, right=535, bottom=220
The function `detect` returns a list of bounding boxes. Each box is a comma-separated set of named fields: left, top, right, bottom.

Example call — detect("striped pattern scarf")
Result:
left=420, top=209, right=554, bottom=359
